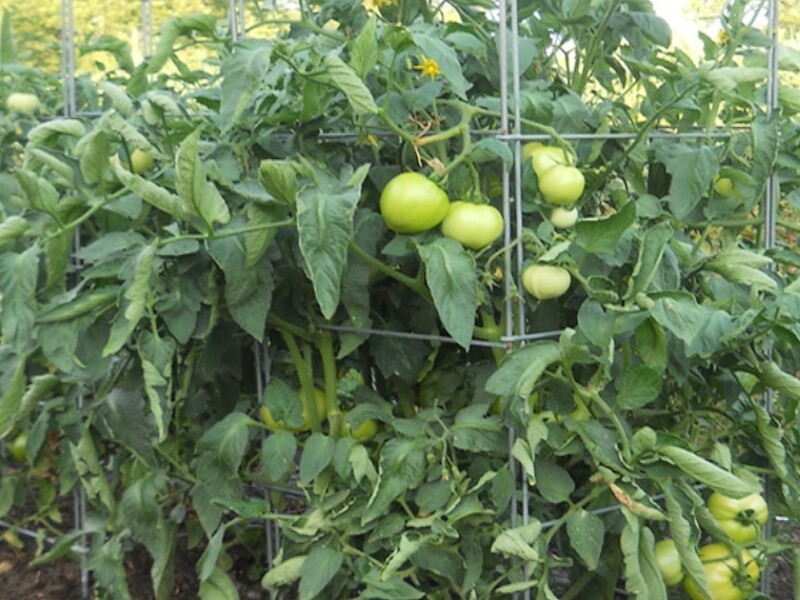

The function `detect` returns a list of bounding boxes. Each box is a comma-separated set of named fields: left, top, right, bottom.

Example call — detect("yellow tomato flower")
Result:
left=414, top=56, right=442, bottom=80
left=362, top=0, right=395, bottom=13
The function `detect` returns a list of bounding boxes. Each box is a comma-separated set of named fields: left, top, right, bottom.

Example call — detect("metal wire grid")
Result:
left=0, top=0, right=785, bottom=597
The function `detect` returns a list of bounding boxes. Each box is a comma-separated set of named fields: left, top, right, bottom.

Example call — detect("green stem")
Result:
left=348, top=241, right=432, bottom=300
left=267, top=313, right=312, bottom=341
left=317, top=330, right=340, bottom=437
left=257, top=18, right=347, bottom=42
left=571, top=0, right=620, bottom=94
left=158, top=219, right=294, bottom=248
left=280, top=329, right=322, bottom=433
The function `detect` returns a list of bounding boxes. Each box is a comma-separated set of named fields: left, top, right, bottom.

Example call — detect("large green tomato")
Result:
left=683, top=544, right=759, bottom=600
left=130, top=148, right=154, bottom=174
left=521, top=264, right=571, bottom=300
left=260, top=388, right=327, bottom=432
left=528, top=145, right=571, bottom=177
left=707, top=491, right=768, bottom=543
left=379, top=172, right=450, bottom=233
left=440, top=201, right=504, bottom=250
left=6, top=92, right=40, bottom=115
left=713, top=176, right=735, bottom=197
left=538, top=164, right=585, bottom=206
left=654, top=539, right=683, bottom=587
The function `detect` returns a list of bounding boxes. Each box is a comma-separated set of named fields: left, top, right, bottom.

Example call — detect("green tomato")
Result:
left=707, top=491, right=768, bottom=543
left=529, top=145, right=571, bottom=177
left=6, top=92, right=40, bottom=115
left=379, top=172, right=450, bottom=233
left=10, top=432, right=28, bottom=462
left=683, top=544, right=759, bottom=600
left=714, top=176, right=735, bottom=197
left=440, top=201, right=504, bottom=250
left=538, top=164, right=585, bottom=206
left=521, top=264, right=571, bottom=300
left=260, top=388, right=327, bottom=432
left=340, top=413, right=378, bottom=441
left=130, top=148, right=154, bottom=174
left=549, top=207, right=579, bottom=228
left=654, top=539, right=684, bottom=587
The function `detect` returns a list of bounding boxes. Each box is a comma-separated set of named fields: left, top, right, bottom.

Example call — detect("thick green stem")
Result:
left=348, top=241, right=432, bottom=300
left=317, top=330, right=340, bottom=437
left=281, top=330, right=322, bottom=433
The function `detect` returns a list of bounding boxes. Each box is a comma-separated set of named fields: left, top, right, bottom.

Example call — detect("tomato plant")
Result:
left=683, top=544, right=760, bottom=600
left=0, top=2, right=798, bottom=599
left=440, top=201, right=503, bottom=250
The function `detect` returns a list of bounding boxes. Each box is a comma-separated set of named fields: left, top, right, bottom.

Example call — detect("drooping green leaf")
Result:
left=0, top=246, right=39, bottom=353
left=350, top=16, right=377, bottom=78
left=574, top=201, right=636, bottom=258
left=485, top=341, right=561, bottom=399
left=198, top=567, right=240, bottom=600
left=298, top=433, right=335, bottom=485
left=615, top=366, right=663, bottom=409
left=258, top=159, right=297, bottom=204
left=566, top=509, right=605, bottom=571
left=625, top=221, right=673, bottom=300
left=658, top=445, right=757, bottom=498
left=261, top=431, right=297, bottom=482
left=619, top=513, right=667, bottom=600
left=662, top=483, right=712, bottom=599
left=320, top=54, right=378, bottom=116
left=26, top=118, right=86, bottom=146
left=111, top=157, right=189, bottom=220
left=535, top=458, right=575, bottom=503
left=138, top=330, right=175, bottom=442
left=0, top=216, right=27, bottom=248
left=491, top=521, right=541, bottom=561
left=664, top=146, right=718, bottom=219
left=176, top=130, right=231, bottom=229
left=296, top=170, right=361, bottom=320
left=0, top=351, right=26, bottom=439
left=298, top=547, right=343, bottom=600
left=148, top=14, right=217, bottom=74
left=219, top=39, right=271, bottom=131
left=418, top=238, right=478, bottom=349
left=261, top=556, right=306, bottom=589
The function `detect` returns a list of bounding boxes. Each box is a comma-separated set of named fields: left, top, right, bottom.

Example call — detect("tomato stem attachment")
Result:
left=348, top=241, right=432, bottom=300
left=317, top=330, right=340, bottom=437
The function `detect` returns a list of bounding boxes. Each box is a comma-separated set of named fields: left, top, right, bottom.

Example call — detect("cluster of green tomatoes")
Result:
left=654, top=491, right=768, bottom=599
left=378, top=141, right=586, bottom=303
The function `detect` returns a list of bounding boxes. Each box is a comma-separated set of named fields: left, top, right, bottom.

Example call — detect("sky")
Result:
left=650, top=0, right=703, bottom=54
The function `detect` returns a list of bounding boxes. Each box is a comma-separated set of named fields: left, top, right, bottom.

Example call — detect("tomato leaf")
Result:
left=147, top=14, right=217, bottom=74
left=198, top=566, right=240, bottom=600
left=662, top=483, right=712, bottom=600
left=298, top=547, right=343, bottom=600
left=663, top=146, right=718, bottom=220
left=299, top=433, right=335, bottom=485
left=410, top=28, right=471, bottom=99
left=574, top=201, right=636, bottom=263
left=615, top=366, right=663, bottom=410
left=418, top=238, right=478, bottom=350
left=176, top=130, right=231, bottom=230
left=624, top=221, right=673, bottom=300
left=0, top=246, right=39, bottom=354
left=137, top=330, right=175, bottom=442
left=261, top=556, right=306, bottom=590
left=219, top=39, right=272, bottom=132
left=0, top=350, right=26, bottom=439
left=261, top=430, right=297, bottom=482
left=485, top=341, right=561, bottom=399
left=658, top=445, right=757, bottom=498
left=491, top=521, right=541, bottom=561
left=566, top=508, right=604, bottom=571
left=296, top=167, right=361, bottom=321
left=350, top=15, right=377, bottom=79
left=320, top=54, right=378, bottom=116
left=535, top=458, right=574, bottom=503
left=619, top=514, right=667, bottom=600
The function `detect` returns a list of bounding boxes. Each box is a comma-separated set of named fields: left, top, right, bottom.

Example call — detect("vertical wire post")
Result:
left=760, top=0, right=780, bottom=594
left=60, top=1, right=87, bottom=596
left=229, top=0, right=246, bottom=42
left=140, top=0, right=153, bottom=61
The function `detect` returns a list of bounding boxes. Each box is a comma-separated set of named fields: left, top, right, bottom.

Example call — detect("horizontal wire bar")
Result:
left=0, top=518, right=89, bottom=555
